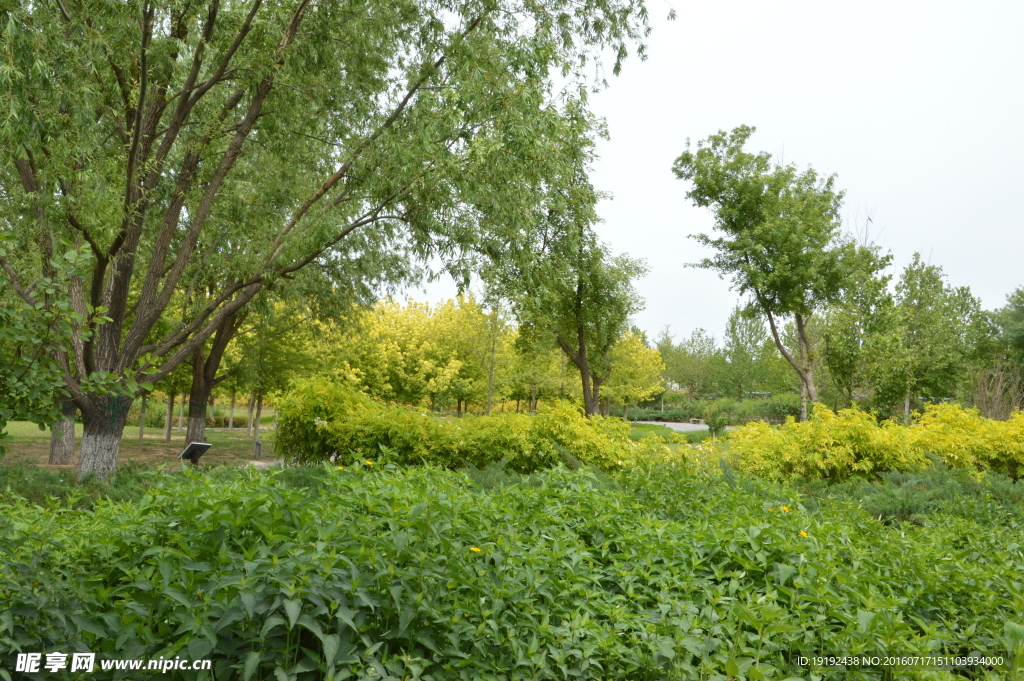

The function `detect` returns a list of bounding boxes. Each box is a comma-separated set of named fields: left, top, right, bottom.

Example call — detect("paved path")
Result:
left=634, top=420, right=708, bottom=431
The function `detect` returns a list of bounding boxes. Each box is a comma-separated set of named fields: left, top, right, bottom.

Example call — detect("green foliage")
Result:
left=0, top=238, right=107, bottom=454
left=275, top=380, right=659, bottom=472
left=0, top=461, right=153, bottom=509
left=1, top=464, right=1019, bottom=680
left=803, top=462, right=1024, bottom=527
left=1002, top=288, right=1024, bottom=371
left=484, top=205, right=648, bottom=414
left=866, top=254, right=993, bottom=417
left=673, top=126, right=890, bottom=411
left=703, top=402, right=731, bottom=437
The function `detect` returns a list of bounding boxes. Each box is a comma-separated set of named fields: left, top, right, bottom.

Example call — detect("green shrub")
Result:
left=803, top=461, right=1024, bottom=527
left=275, top=380, right=661, bottom=472
left=0, top=464, right=1018, bottom=680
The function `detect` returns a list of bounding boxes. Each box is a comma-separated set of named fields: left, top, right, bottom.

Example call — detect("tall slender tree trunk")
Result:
left=799, top=381, right=808, bottom=422
left=559, top=354, right=566, bottom=397
left=78, top=394, right=134, bottom=481
left=138, top=393, right=147, bottom=446
left=229, top=391, right=236, bottom=429
left=177, top=394, right=186, bottom=430
left=48, top=400, right=77, bottom=465
left=904, top=392, right=912, bottom=424
left=252, top=390, right=263, bottom=454
left=164, top=393, right=176, bottom=442
left=247, top=394, right=255, bottom=436
left=486, top=314, right=498, bottom=416
left=762, top=304, right=819, bottom=422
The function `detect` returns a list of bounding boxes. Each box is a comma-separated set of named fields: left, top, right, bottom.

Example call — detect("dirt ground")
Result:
left=2, top=421, right=277, bottom=469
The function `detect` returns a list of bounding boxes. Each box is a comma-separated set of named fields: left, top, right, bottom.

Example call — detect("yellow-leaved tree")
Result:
left=602, top=331, right=666, bottom=420
left=315, top=297, right=520, bottom=414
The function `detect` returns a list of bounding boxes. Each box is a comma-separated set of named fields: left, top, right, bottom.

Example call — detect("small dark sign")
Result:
left=179, top=442, right=212, bottom=465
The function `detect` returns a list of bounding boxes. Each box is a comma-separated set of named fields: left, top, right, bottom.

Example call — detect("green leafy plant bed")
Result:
left=1, top=463, right=1021, bottom=680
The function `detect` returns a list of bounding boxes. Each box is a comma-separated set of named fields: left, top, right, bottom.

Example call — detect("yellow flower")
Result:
left=336, top=466, right=345, bottom=470
left=781, top=506, right=791, bottom=512
left=767, top=508, right=774, bottom=512
left=470, top=547, right=481, bottom=553
left=365, top=460, right=374, bottom=466
left=799, top=530, right=808, bottom=537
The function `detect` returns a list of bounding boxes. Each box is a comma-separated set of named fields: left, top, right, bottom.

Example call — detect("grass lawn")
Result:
left=1, top=420, right=277, bottom=469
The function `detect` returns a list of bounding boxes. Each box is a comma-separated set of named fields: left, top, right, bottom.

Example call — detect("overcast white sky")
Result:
left=410, top=0, right=1024, bottom=342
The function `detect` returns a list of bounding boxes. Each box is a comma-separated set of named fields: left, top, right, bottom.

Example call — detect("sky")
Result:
left=408, top=0, right=1024, bottom=343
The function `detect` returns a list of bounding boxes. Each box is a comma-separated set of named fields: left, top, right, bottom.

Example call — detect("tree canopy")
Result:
left=0, top=0, right=649, bottom=477
left=672, top=125, right=888, bottom=419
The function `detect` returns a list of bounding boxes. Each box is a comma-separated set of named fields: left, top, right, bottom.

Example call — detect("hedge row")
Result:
left=727, top=403, right=1024, bottom=480
left=275, top=380, right=670, bottom=472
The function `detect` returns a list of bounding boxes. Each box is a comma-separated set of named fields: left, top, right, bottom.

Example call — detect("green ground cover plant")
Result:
left=1, top=462, right=1021, bottom=680
left=800, top=461, right=1024, bottom=528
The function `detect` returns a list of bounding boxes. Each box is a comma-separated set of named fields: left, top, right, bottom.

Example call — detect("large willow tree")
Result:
left=0, top=0, right=648, bottom=478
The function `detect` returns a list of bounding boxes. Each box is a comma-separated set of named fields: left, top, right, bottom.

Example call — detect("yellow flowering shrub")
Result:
left=726, top=403, right=1024, bottom=481
left=911, top=404, right=1024, bottom=477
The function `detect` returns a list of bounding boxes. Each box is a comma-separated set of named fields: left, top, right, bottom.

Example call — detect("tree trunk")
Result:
left=660, top=393, right=665, bottom=412
left=78, top=394, right=134, bottom=481
left=761, top=304, right=819, bottom=421
left=253, top=390, right=263, bottom=455
left=799, top=380, right=808, bottom=422
left=164, top=392, right=176, bottom=442
left=904, top=392, right=912, bottom=424
left=622, top=402, right=629, bottom=422
left=229, top=391, right=236, bottom=429
left=486, top=316, right=497, bottom=416
left=48, top=400, right=77, bottom=465
left=247, top=394, right=255, bottom=436
left=177, top=393, right=186, bottom=430
left=186, top=394, right=208, bottom=444
left=185, top=312, right=242, bottom=444
left=138, top=393, right=147, bottom=446
left=530, top=385, right=537, bottom=413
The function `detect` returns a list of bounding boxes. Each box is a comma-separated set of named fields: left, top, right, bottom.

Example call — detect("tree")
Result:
left=0, top=242, right=99, bottom=457
left=657, top=328, right=722, bottom=400
left=673, top=125, right=887, bottom=420
left=1000, top=288, right=1024, bottom=372
left=0, top=0, right=648, bottom=478
left=602, top=330, right=665, bottom=419
left=868, top=254, right=990, bottom=419
left=489, top=224, right=646, bottom=416
left=722, top=306, right=770, bottom=399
